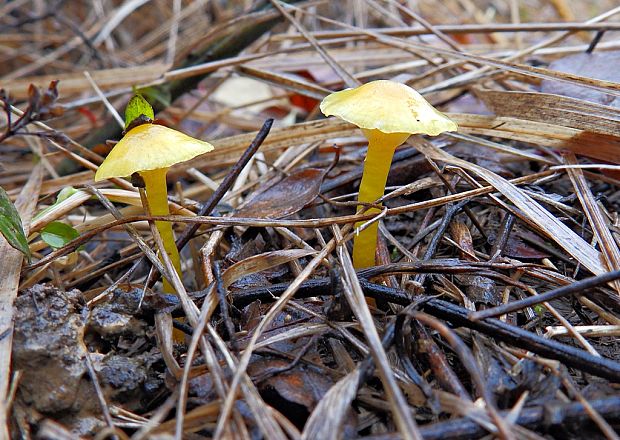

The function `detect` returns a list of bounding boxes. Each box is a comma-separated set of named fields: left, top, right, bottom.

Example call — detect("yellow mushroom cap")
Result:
left=94, top=123, right=214, bottom=181
left=320, top=80, right=457, bottom=136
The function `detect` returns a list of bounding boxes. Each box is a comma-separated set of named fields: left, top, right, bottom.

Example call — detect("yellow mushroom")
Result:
left=320, top=80, right=457, bottom=268
left=95, top=123, right=214, bottom=291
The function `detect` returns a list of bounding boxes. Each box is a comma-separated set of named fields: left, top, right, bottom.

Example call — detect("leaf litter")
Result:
left=1, top=1, right=620, bottom=439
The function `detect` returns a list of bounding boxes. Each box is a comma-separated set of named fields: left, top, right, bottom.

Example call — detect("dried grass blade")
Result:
left=332, top=225, right=422, bottom=440
left=2, top=64, right=168, bottom=99
left=30, top=188, right=193, bottom=233
left=564, top=152, right=620, bottom=293
left=450, top=113, right=620, bottom=164
left=302, top=369, right=362, bottom=440
left=213, top=236, right=339, bottom=439
left=251, top=322, right=357, bottom=351
left=268, top=0, right=360, bottom=88
left=474, top=87, right=620, bottom=137
left=0, top=164, right=42, bottom=439
left=180, top=114, right=620, bottom=170
left=282, top=3, right=620, bottom=96
left=237, top=65, right=332, bottom=100
left=413, top=141, right=605, bottom=275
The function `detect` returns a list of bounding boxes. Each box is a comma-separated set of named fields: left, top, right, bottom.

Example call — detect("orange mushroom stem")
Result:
left=321, top=80, right=457, bottom=269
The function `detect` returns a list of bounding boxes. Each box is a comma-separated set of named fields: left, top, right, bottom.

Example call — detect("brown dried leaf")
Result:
left=474, top=87, right=620, bottom=137
left=503, top=234, right=551, bottom=260
left=449, top=221, right=478, bottom=261
left=249, top=358, right=335, bottom=423
left=27, top=81, right=64, bottom=121
left=457, top=274, right=499, bottom=305
left=454, top=113, right=620, bottom=165
left=542, top=52, right=620, bottom=108
left=449, top=222, right=500, bottom=304
left=235, top=168, right=327, bottom=219
left=222, top=249, right=317, bottom=289
left=302, top=369, right=361, bottom=440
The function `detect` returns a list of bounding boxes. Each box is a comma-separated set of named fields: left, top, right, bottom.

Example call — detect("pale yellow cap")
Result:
left=95, top=123, right=214, bottom=181
left=320, top=80, right=457, bottom=136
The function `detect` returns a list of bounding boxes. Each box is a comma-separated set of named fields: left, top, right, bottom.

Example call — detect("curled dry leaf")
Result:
left=449, top=221, right=478, bottom=261
left=498, top=233, right=551, bottom=260
left=248, top=358, right=335, bottom=428
left=222, top=249, right=317, bottom=289
left=27, top=80, right=64, bottom=121
left=449, top=221, right=500, bottom=305
left=302, top=369, right=361, bottom=440
left=474, top=87, right=620, bottom=137
left=542, top=51, right=620, bottom=108
left=234, top=168, right=328, bottom=219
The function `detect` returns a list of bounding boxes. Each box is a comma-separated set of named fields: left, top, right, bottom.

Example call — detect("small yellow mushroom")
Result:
left=95, top=123, right=214, bottom=291
left=320, top=80, right=457, bottom=268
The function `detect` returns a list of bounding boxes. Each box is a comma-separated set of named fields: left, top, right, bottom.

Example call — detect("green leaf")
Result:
left=41, top=221, right=80, bottom=249
left=55, top=186, right=79, bottom=204
left=138, top=86, right=171, bottom=108
left=0, top=186, right=31, bottom=261
left=34, top=186, right=79, bottom=221
left=534, top=304, right=546, bottom=317
left=125, top=94, right=154, bottom=128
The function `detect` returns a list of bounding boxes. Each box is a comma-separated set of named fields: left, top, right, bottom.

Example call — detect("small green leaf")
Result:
left=41, top=221, right=80, bottom=249
left=0, top=186, right=31, bottom=261
left=125, top=94, right=154, bottom=128
left=534, top=304, right=546, bottom=317
left=55, top=186, right=79, bottom=204
left=34, top=186, right=79, bottom=221
left=138, top=86, right=171, bottom=108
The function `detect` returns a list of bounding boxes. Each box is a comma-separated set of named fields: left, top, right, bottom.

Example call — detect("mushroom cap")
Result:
left=320, top=80, right=457, bottom=136
left=95, top=123, right=214, bottom=181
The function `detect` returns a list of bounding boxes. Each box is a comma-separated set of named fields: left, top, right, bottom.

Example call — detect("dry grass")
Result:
left=2, top=1, right=620, bottom=439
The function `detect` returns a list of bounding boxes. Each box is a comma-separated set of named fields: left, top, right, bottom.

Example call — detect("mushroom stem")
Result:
left=353, top=129, right=410, bottom=268
left=140, top=168, right=182, bottom=292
